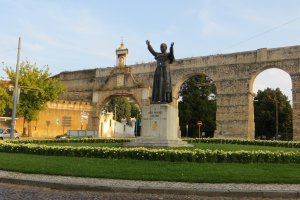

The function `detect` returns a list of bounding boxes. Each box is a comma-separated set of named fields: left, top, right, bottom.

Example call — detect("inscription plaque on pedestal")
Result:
left=125, top=104, right=191, bottom=147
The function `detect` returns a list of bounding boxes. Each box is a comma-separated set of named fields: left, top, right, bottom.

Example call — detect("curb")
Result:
left=0, top=171, right=299, bottom=198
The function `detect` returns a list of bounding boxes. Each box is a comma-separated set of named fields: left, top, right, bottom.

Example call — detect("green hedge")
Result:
left=10, top=138, right=300, bottom=149
left=1, top=142, right=300, bottom=164
left=184, top=138, right=300, bottom=148
left=11, top=138, right=300, bottom=149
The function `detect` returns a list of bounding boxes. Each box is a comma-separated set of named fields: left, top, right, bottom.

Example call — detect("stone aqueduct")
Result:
left=55, top=44, right=300, bottom=140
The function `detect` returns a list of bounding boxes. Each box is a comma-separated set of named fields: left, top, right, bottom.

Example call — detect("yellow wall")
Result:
left=15, top=101, right=93, bottom=138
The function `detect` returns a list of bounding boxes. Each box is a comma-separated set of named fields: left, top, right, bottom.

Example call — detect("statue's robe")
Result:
left=147, top=44, right=174, bottom=103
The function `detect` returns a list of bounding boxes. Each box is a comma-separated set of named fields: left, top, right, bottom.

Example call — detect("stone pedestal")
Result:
left=125, top=104, right=191, bottom=147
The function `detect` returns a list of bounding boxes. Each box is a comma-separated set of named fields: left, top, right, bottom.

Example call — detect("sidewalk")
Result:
left=0, top=170, right=299, bottom=198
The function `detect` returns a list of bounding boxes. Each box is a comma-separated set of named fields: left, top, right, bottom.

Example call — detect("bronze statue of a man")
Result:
left=146, top=40, right=175, bottom=103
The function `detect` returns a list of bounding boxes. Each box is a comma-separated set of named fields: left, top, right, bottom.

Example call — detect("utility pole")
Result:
left=275, top=101, right=278, bottom=140
left=114, top=105, right=117, bottom=137
left=114, top=105, right=117, bottom=121
left=186, top=124, right=188, bottom=137
left=10, top=37, right=21, bottom=139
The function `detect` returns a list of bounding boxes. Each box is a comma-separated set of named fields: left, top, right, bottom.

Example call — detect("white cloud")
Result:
left=188, top=2, right=237, bottom=38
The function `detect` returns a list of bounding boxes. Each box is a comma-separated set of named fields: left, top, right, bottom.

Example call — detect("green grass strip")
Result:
left=190, top=143, right=300, bottom=152
left=0, top=152, right=299, bottom=183
left=185, top=138, right=300, bottom=148
left=43, top=142, right=300, bottom=152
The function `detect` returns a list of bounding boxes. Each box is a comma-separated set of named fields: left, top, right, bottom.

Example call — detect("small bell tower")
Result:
left=116, top=39, right=128, bottom=68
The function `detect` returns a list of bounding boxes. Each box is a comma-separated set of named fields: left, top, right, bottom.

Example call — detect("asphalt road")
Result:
left=0, top=182, right=205, bottom=200
left=0, top=182, right=299, bottom=200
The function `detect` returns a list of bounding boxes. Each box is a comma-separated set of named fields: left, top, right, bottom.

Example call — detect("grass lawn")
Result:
left=0, top=152, right=299, bottom=183
left=190, top=143, right=300, bottom=152
left=43, top=142, right=300, bottom=152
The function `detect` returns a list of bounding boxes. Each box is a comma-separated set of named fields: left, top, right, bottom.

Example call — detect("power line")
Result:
left=217, top=16, right=300, bottom=54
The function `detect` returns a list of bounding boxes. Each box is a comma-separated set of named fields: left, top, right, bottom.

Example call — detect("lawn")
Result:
left=190, top=143, right=300, bottom=152
left=0, top=152, right=299, bottom=183
left=43, top=142, right=300, bottom=152
left=2, top=139, right=300, bottom=183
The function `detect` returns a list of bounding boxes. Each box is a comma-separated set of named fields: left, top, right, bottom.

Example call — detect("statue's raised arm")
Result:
left=169, top=42, right=175, bottom=63
left=146, top=40, right=157, bottom=57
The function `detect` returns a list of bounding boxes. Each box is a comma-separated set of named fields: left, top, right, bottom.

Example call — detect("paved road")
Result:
left=0, top=182, right=215, bottom=200
left=0, top=182, right=184, bottom=200
left=0, top=182, right=298, bottom=200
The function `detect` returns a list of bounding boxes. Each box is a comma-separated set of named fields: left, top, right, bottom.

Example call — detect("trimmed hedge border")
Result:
left=1, top=142, right=300, bottom=164
left=184, top=138, right=300, bottom=148
left=11, top=138, right=300, bottom=149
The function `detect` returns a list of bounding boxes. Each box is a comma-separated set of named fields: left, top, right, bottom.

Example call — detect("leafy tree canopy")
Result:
left=0, top=81, right=11, bottom=115
left=4, top=61, right=65, bottom=122
left=254, top=88, right=292, bottom=140
left=178, top=74, right=216, bottom=137
left=104, top=96, right=141, bottom=123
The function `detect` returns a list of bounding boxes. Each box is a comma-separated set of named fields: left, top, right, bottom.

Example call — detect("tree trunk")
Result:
left=27, top=121, right=31, bottom=137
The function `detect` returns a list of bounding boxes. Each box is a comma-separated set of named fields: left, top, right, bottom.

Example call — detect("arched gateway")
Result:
left=56, top=43, right=300, bottom=140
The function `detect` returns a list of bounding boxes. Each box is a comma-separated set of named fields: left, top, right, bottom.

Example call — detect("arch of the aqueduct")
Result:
left=56, top=45, right=300, bottom=140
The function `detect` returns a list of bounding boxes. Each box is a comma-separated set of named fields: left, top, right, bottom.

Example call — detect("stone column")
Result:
left=214, top=79, right=254, bottom=139
left=247, top=91, right=255, bottom=139
left=291, top=74, right=300, bottom=140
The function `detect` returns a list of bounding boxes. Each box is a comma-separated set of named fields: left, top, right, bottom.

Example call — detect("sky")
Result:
left=1, top=0, right=300, bottom=101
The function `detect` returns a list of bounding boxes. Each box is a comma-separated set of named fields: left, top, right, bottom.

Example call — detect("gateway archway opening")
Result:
left=100, top=96, right=141, bottom=138
left=253, top=68, right=293, bottom=140
left=178, top=74, right=216, bottom=138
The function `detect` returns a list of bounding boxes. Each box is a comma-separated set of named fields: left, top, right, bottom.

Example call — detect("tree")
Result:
left=178, top=74, right=216, bottom=137
left=4, top=61, right=65, bottom=135
left=0, top=80, right=11, bottom=115
left=254, top=88, right=292, bottom=140
left=130, top=102, right=142, bottom=121
left=104, top=96, right=141, bottom=123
